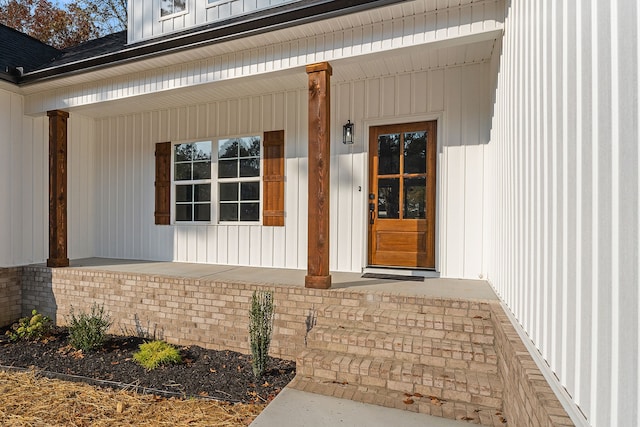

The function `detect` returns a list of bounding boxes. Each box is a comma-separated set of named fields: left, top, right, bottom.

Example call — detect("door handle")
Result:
left=369, top=202, right=376, bottom=224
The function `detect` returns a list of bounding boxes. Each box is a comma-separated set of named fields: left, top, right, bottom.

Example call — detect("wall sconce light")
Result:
left=343, top=120, right=354, bottom=144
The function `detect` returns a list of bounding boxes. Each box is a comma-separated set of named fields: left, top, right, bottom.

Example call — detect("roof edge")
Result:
left=19, top=0, right=404, bottom=85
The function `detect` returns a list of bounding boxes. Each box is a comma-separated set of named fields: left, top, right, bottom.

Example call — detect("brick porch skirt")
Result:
left=0, top=265, right=573, bottom=426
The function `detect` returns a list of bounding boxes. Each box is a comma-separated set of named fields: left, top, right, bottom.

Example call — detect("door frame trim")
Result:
left=362, top=112, right=443, bottom=273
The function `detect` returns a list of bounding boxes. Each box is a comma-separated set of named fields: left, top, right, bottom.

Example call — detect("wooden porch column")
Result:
left=47, top=110, right=70, bottom=268
left=305, top=62, right=332, bottom=289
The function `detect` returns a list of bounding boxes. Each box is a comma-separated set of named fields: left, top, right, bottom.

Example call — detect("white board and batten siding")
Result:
left=487, top=1, right=639, bottom=426
left=128, top=0, right=299, bottom=44
left=0, top=88, right=97, bottom=268
left=91, top=63, right=491, bottom=278
left=0, top=89, right=48, bottom=268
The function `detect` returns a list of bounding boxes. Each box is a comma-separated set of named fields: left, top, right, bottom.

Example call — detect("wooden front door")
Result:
left=368, top=121, right=437, bottom=268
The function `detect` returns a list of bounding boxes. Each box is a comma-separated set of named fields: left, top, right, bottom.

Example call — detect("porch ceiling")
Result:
left=70, top=35, right=497, bottom=118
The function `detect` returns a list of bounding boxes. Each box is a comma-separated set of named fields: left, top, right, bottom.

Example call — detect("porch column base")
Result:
left=305, top=275, right=332, bottom=289
left=47, top=257, right=69, bottom=268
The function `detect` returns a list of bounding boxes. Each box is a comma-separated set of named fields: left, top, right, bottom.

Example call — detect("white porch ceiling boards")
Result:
left=23, top=0, right=504, bottom=116
left=64, top=37, right=496, bottom=118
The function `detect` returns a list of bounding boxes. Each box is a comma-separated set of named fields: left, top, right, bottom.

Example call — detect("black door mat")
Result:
left=361, top=273, right=424, bottom=282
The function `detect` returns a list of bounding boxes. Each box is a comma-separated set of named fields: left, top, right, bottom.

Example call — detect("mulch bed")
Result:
left=0, top=371, right=265, bottom=426
left=0, top=326, right=295, bottom=405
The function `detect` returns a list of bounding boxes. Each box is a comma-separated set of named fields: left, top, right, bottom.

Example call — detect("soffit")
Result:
left=70, top=37, right=497, bottom=118
left=19, top=0, right=497, bottom=95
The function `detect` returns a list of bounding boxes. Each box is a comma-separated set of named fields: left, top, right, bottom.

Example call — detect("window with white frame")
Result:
left=217, top=136, right=261, bottom=222
left=173, top=141, right=212, bottom=222
left=161, top=0, right=187, bottom=17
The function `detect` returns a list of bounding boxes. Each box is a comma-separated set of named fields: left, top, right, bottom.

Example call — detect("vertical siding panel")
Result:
left=21, top=111, right=33, bottom=264
left=296, top=88, right=308, bottom=269
left=488, top=0, right=639, bottom=424
left=443, top=67, right=464, bottom=277
left=366, top=78, right=380, bottom=118
left=206, top=227, right=218, bottom=264
left=238, top=226, right=251, bottom=265
left=68, top=114, right=79, bottom=258
left=10, top=94, right=22, bottom=265
left=413, top=71, right=428, bottom=113
left=334, top=83, right=352, bottom=271
left=381, top=76, right=395, bottom=118
left=428, top=69, right=444, bottom=112
left=1, top=91, right=13, bottom=264
left=351, top=80, right=367, bottom=271
left=123, top=115, right=135, bottom=258
left=398, top=74, right=411, bottom=116
left=225, top=225, right=239, bottom=265
left=284, top=91, right=299, bottom=269
left=461, top=65, right=483, bottom=279
left=33, top=117, right=47, bottom=263
left=249, top=226, right=262, bottom=266
left=614, top=0, right=638, bottom=423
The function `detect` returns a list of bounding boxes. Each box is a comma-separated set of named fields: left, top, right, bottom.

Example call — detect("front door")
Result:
left=368, top=121, right=437, bottom=268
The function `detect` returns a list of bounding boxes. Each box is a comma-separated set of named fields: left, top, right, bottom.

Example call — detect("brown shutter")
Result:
left=263, top=130, right=285, bottom=226
left=155, top=142, right=171, bottom=225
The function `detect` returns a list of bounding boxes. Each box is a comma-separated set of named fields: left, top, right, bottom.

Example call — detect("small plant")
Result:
left=120, top=313, right=164, bottom=341
left=67, top=303, right=112, bottom=352
left=249, top=290, right=275, bottom=378
left=133, top=340, right=182, bottom=370
left=7, top=309, right=52, bottom=341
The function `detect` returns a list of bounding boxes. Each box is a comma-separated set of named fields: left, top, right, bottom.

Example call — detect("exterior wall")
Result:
left=129, top=0, right=297, bottom=44
left=89, top=63, right=491, bottom=278
left=67, top=113, right=98, bottom=261
left=0, top=268, right=21, bottom=327
left=486, top=1, right=639, bottom=426
left=0, top=88, right=48, bottom=268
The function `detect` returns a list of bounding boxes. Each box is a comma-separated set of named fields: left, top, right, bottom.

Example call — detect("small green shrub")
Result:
left=133, top=340, right=182, bottom=370
left=249, top=290, right=275, bottom=378
left=7, top=309, right=52, bottom=341
left=67, top=303, right=112, bottom=351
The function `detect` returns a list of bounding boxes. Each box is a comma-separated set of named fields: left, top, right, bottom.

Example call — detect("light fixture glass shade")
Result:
left=343, top=120, right=354, bottom=144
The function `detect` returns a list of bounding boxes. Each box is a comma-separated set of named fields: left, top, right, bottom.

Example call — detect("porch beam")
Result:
left=305, top=62, right=332, bottom=289
left=47, top=110, right=70, bottom=268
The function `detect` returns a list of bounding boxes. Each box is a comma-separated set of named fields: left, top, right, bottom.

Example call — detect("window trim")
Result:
left=159, top=0, right=189, bottom=20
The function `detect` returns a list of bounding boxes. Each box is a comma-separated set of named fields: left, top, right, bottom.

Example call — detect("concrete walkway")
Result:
left=250, top=387, right=472, bottom=427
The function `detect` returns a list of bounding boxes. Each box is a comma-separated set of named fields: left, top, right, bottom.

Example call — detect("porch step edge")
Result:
left=289, top=375, right=507, bottom=426
left=296, top=348, right=503, bottom=403
left=307, top=325, right=498, bottom=370
left=317, top=305, right=495, bottom=344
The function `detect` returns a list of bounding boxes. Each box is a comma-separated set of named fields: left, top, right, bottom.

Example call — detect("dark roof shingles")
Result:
left=0, top=23, right=60, bottom=76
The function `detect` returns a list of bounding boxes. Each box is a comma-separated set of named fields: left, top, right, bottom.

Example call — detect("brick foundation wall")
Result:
left=491, top=303, right=574, bottom=426
left=0, top=267, right=22, bottom=327
left=21, top=266, right=395, bottom=359
left=20, top=266, right=494, bottom=361
left=20, top=265, right=576, bottom=426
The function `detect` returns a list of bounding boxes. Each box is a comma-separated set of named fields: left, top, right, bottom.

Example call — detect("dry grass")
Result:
left=0, top=370, right=265, bottom=426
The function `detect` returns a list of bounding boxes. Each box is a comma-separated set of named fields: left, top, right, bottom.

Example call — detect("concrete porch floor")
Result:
left=65, top=258, right=499, bottom=301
